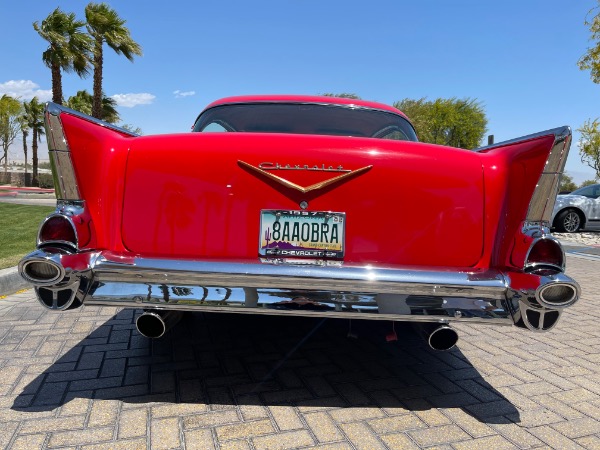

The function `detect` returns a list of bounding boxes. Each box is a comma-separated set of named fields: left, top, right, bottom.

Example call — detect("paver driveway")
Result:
left=0, top=255, right=599, bottom=449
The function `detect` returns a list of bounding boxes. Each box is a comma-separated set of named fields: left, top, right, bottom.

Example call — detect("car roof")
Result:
left=204, top=95, right=408, bottom=119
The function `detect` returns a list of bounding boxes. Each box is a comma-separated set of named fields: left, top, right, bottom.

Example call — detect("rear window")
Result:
left=193, top=103, right=418, bottom=142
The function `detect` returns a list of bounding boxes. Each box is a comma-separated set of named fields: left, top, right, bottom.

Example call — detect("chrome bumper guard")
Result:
left=18, top=250, right=581, bottom=331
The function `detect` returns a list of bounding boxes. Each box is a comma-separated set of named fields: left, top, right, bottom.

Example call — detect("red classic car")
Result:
left=19, top=95, right=580, bottom=350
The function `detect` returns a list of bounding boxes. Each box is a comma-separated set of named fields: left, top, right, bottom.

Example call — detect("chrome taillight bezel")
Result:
left=37, top=213, right=78, bottom=251
left=524, top=236, right=565, bottom=275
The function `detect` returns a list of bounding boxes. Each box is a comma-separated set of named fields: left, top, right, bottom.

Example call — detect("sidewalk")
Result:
left=0, top=267, right=29, bottom=297
left=0, top=256, right=597, bottom=448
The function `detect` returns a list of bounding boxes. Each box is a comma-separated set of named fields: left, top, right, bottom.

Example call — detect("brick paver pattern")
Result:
left=0, top=255, right=598, bottom=449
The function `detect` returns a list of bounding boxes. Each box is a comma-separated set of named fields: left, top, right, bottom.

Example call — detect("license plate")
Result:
left=259, top=210, right=345, bottom=259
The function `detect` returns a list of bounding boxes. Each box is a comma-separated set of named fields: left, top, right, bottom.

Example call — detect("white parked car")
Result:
left=552, top=183, right=600, bottom=232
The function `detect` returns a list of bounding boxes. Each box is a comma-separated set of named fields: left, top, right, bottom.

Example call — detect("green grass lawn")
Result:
left=0, top=203, right=55, bottom=269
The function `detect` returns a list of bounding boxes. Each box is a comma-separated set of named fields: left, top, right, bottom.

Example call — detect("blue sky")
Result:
left=1, top=0, right=599, bottom=183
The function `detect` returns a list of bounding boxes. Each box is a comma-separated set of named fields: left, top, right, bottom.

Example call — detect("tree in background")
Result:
left=580, top=179, right=598, bottom=187
left=578, top=3, right=600, bottom=181
left=394, top=97, right=487, bottom=149
left=0, top=95, right=22, bottom=173
left=322, top=93, right=362, bottom=99
left=577, top=119, right=600, bottom=180
left=66, top=90, right=120, bottom=123
left=120, top=123, right=142, bottom=135
left=85, top=3, right=142, bottom=120
left=24, top=98, right=45, bottom=186
left=578, top=2, right=600, bottom=83
left=33, top=8, right=92, bottom=105
left=19, top=111, right=29, bottom=178
left=559, top=173, right=578, bottom=193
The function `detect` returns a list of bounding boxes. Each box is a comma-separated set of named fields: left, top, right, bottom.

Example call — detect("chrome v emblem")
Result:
left=238, top=160, right=372, bottom=194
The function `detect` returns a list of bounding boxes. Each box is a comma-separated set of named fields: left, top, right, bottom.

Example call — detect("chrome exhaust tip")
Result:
left=414, top=323, right=459, bottom=351
left=19, top=258, right=65, bottom=286
left=536, top=282, right=579, bottom=308
left=136, top=310, right=183, bottom=339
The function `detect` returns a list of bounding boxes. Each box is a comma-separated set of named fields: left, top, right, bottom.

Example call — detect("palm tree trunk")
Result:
left=51, top=63, right=63, bottom=105
left=1, top=143, right=7, bottom=174
left=22, top=131, right=28, bottom=185
left=92, top=38, right=103, bottom=120
left=32, top=128, right=38, bottom=187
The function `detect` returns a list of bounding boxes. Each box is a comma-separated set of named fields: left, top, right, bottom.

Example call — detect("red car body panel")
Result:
left=60, top=113, right=553, bottom=270
left=120, top=133, right=484, bottom=266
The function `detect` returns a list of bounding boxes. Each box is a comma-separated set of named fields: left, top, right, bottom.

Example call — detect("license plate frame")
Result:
left=259, top=210, right=345, bottom=259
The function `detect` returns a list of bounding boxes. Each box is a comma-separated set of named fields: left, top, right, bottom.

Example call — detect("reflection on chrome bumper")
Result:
left=18, top=250, right=581, bottom=331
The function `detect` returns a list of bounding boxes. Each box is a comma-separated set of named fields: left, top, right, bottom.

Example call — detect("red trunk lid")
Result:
left=121, top=133, right=484, bottom=267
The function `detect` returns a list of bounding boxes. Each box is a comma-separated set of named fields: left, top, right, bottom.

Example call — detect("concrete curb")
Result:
left=0, top=266, right=30, bottom=296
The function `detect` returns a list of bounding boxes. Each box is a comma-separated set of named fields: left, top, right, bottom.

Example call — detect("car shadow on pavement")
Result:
left=11, top=309, right=519, bottom=424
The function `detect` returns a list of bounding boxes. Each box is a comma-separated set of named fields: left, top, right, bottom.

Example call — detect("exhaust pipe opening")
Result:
left=21, top=260, right=64, bottom=285
left=136, top=310, right=183, bottom=339
left=414, top=323, right=459, bottom=351
left=537, top=283, right=578, bottom=308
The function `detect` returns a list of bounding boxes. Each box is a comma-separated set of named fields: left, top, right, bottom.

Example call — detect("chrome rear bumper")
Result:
left=18, top=250, right=580, bottom=332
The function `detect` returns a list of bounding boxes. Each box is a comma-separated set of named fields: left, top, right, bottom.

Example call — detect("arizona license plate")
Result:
left=259, top=210, right=345, bottom=259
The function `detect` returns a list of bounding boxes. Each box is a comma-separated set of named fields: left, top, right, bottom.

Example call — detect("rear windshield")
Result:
left=193, top=103, right=418, bottom=141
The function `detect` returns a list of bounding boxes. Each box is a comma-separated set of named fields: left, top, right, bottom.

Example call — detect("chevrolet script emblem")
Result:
left=238, top=160, right=372, bottom=194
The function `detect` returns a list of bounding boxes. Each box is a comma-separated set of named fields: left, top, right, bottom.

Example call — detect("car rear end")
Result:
left=18, top=98, right=580, bottom=344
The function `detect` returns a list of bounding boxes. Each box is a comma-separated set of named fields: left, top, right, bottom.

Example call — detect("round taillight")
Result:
left=39, top=216, right=77, bottom=247
left=525, top=238, right=564, bottom=274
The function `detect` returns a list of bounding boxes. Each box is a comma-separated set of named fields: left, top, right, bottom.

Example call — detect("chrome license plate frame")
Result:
left=259, top=210, right=345, bottom=259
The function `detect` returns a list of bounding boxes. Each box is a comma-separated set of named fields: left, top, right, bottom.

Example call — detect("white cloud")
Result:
left=0, top=80, right=52, bottom=102
left=110, top=93, right=155, bottom=107
left=173, top=89, right=196, bottom=98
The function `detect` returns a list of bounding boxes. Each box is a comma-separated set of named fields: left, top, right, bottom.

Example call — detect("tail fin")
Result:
left=476, top=127, right=571, bottom=270
left=45, top=102, right=137, bottom=201
left=45, top=102, right=138, bottom=251
left=476, top=126, right=571, bottom=227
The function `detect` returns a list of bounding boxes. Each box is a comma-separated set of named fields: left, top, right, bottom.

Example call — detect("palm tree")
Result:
left=66, top=89, right=120, bottom=123
left=33, top=8, right=92, bottom=105
left=24, top=98, right=45, bottom=186
left=85, top=3, right=142, bottom=119
left=19, top=112, right=29, bottom=183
